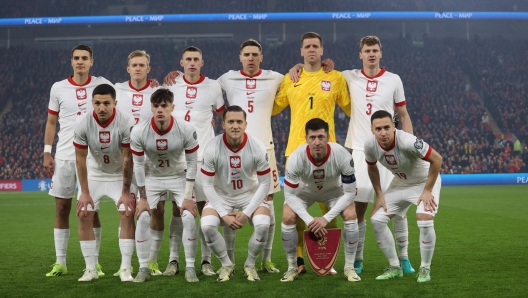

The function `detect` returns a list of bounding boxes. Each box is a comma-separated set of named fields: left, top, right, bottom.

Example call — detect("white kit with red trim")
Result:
left=284, top=142, right=355, bottom=195
left=201, top=132, right=270, bottom=199
left=130, top=116, right=199, bottom=179
left=364, top=130, right=432, bottom=184
left=73, top=108, right=135, bottom=181
left=217, top=69, right=283, bottom=150
left=115, top=80, right=160, bottom=125
left=167, top=74, right=225, bottom=160
left=342, top=68, right=407, bottom=150
left=48, top=75, right=112, bottom=160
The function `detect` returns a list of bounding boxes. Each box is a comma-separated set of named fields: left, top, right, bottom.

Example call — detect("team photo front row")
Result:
left=64, top=85, right=441, bottom=283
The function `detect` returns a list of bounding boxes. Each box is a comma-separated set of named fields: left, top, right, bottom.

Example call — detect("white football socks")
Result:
left=181, top=210, right=198, bottom=268
left=343, top=219, right=359, bottom=269
left=80, top=240, right=96, bottom=270
left=201, top=216, right=231, bottom=267
left=93, top=227, right=102, bottom=265
left=245, top=215, right=270, bottom=267
left=262, top=201, right=275, bottom=262
left=168, top=216, right=183, bottom=262
left=355, top=220, right=366, bottom=260
left=418, top=220, right=435, bottom=269
left=393, top=216, right=409, bottom=259
left=148, top=229, right=164, bottom=263
left=222, top=225, right=236, bottom=263
left=54, top=228, right=69, bottom=267
left=198, top=225, right=211, bottom=263
left=371, top=215, right=399, bottom=267
left=135, top=212, right=151, bottom=268
left=281, top=223, right=297, bottom=271
left=119, top=239, right=134, bottom=269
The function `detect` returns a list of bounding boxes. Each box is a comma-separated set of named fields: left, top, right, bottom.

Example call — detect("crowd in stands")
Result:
left=2, top=0, right=527, bottom=18
left=1, top=36, right=527, bottom=180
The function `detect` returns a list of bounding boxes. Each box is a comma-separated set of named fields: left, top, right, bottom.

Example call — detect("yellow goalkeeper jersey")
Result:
left=273, top=68, right=351, bottom=156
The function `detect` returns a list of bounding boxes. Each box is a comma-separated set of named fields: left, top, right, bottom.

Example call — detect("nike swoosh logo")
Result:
left=348, top=240, right=358, bottom=245
left=399, top=240, right=407, bottom=243
left=206, top=240, right=215, bottom=244
left=422, top=241, right=432, bottom=244
left=246, top=92, right=255, bottom=95
left=185, top=101, right=194, bottom=105
left=231, top=172, right=239, bottom=176
left=274, top=183, right=279, bottom=188
left=282, top=238, right=290, bottom=241
left=377, top=241, right=382, bottom=244
left=136, top=239, right=148, bottom=243
left=100, top=146, right=110, bottom=150
left=169, top=236, right=178, bottom=239
left=187, top=238, right=197, bottom=241
left=132, top=109, right=140, bottom=112
left=366, top=94, right=374, bottom=97
left=78, top=102, right=87, bottom=107
left=294, top=84, right=302, bottom=87
left=255, top=239, right=265, bottom=242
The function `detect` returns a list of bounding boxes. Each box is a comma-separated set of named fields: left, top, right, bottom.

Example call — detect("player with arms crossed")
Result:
left=273, top=32, right=351, bottom=274
left=200, top=105, right=271, bottom=282
left=167, top=46, right=225, bottom=276
left=290, top=35, right=415, bottom=274
left=216, top=39, right=283, bottom=273
left=130, top=89, right=200, bottom=283
left=114, top=50, right=165, bottom=277
left=43, top=45, right=111, bottom=277
left=74, top=84, right=136, bottom=282
left=281, top=118, right=360, bottom=282
left=365, top=110, right=441, bottom=282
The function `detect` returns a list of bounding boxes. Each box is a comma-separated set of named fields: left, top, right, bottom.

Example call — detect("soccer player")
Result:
left=43, top=44, right=111, bottom=277
left=281, top=118, right=359, bottom=283
left=200, top=105, right=271, bottom=282
left=73, top=84, right=136, bottom=282
left=365, top=110, right=441, bottom=283
left=167, top=46, right=225, bottom=276
left=289, top=35, right=415, bottom=275
left=216, top=39, right=283, bottom=273
left=273, top=32, right=351, bottom=274
left=130, top=88, right=200, bottom=282
left=114, top=50, right=166, bottom=278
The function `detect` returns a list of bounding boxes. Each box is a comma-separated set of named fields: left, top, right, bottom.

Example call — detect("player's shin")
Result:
left=356, top=220, right=366, bottom=261
left=181, top=210, right=198, bottom=268
left=168, top=216, right=183, bottom=263
left=371, top=214, right=399, bottom=267
left=222, top=225, right=236, bottom=263
left=148, top=229, right=164, bottom=263
left=246, top=215, right=270, bottom=267
left=201, top=216, right=232, bottom=266
left=343, top=220, right=359, bottom=269
left=119, top=239, right=135, bottom=270
left=54, top=228, right=70, bottom=267
left=135, top=211, right=151, bottom=269
left=198, top=225, right=211, bottom=263
left=93, top=227, right=102, bottom=264
left=281, top=224, right=298, bottom=270
left=262, top=200, right=275, bottom=262
left=393, top=216, right=409, bottom=259
left=417, top=220, right=435, bottom=269
left=80, top=240, right=97, bottom=269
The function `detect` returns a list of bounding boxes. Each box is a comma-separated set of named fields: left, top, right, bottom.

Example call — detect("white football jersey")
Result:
left=364, top=130, right=432, bottom=184
left=284, top=142, right=355, bottom=195
left=48, top=76, right=112, bottom=160
left=73, top=109, right=135, bottom=181
left=201, top=133, right=270, bottom=201
left=217, top=69, right=283, bottom=149
left=168, top=74, right=225, bottom=160
left=130, top=116, right=199, bottom=179
left=342, top=69, right=406, bottom=150
left=115, top=80, right=160, bottom=125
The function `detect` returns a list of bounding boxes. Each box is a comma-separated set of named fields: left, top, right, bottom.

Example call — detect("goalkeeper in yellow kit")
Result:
left=273, top=32, right=352, bottom=275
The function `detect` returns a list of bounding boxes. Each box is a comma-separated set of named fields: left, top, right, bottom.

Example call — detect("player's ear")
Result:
left=146, top=65, right=151, bottom=73
left=180, top=59, right=184, bottom=68
left=200, top=59, right=204, bottom=67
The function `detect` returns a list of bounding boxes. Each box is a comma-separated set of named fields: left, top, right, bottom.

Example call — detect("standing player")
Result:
left=43, top=45, right=111, bottom=277
left=289, top=35, right=415, bottom=274
left=365, top=110, right=441, bottom=282
left=130, top=88, right=200, bottom=283
left=273, top=32, right=351, bottom=274
left=217, top=39, right=283, bottom=273
left=114, top=50, right=166, bottom=278
left=281, top=118, right=360, bottom=283
left=167, top=46, right=225, bottom=277
left=200, top=106, right=271, bottom=282
left=73, top=84, right=136, bottom=282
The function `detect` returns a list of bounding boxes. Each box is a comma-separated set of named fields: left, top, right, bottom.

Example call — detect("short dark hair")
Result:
left=301, top=32, right=323, bottom=47
left=92, top=84, right=116, bottom=100
left=370, top=110, right=393, bottom=124
left=305, top=118, right=329, bottom=135
left=150, top=88, right=174, bottom=105
left=182, top=46, right=202, bottom=57
left=223, top=105, right=247, bottom=120
left=240, top=39, right=262, bottom=53
left=71, top=44, right=93, bottom=59
left=359, top=35, right=382, bottom=51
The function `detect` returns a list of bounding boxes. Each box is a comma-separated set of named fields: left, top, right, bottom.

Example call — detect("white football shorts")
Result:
left=352, top=149, right=394, bottom=203
left=48, top=159, right=78, bottom=199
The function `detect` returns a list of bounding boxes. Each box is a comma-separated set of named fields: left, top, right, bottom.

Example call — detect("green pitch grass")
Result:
left=0, top=185, right=526, bottom=298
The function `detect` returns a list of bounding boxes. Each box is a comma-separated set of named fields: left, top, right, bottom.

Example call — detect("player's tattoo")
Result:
left=122, top=148, right=133, bottom=190
left=139, top=186, right=147, bottom=200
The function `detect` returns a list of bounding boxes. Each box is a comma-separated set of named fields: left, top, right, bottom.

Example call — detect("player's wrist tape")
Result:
left=184, top=181, right=195, bottom=200
left=44, top=145, right=52, bottom=153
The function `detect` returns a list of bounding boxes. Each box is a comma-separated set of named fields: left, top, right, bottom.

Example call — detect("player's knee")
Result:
left=282, top=210, right=297, bottom=225
left=417, top=219, right=434, bottom=228
left=370, top=213, right=390, bottom=226
left=416, top=213, right=434, bottom=221
left=181, top=210, right=196, bottom=227
left=252, top=214, right=270, bottom=236
left=200, top=215, right=220, bottom=237
left=341, top=207, right=357, bottom=222
left=55, top=203, right=71, bottom=217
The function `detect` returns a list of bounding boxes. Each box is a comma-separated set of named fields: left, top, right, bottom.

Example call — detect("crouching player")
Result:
left=365, top=110, right=442, bottom=282
left=74, top=84, right=136, bottom=282
left=281, top=118, right=360, bottom=283
left=200, top=105, right=271, bottom=282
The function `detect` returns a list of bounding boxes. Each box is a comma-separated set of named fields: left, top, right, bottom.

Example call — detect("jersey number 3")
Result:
left=366, top=103, right=373, bottom=115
